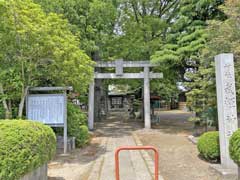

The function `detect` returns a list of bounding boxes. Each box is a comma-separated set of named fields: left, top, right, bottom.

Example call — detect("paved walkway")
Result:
left=48, top=112, right=162, bottom=180
left=88, top=112, right=158, bottom=180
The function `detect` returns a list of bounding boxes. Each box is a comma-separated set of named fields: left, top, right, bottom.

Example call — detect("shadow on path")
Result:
left=152, top=110, right=195, bottom=135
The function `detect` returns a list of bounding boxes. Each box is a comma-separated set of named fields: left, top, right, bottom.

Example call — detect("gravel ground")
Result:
left=48, top=136, right=103, bottom=180
left=137, top=110, right=222, bottom=180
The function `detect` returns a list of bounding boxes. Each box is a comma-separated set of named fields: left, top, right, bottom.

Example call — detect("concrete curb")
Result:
left=132, top=132, right=164, bottom=180
left=21, top=163, right=47, bottom=180
left=187, top=135, right=198, bottom=145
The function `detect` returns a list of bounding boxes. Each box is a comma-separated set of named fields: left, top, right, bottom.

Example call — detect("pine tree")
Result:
left=151, top=0, right=224, bottom=125
left=184, top=0, right=240, bottom=127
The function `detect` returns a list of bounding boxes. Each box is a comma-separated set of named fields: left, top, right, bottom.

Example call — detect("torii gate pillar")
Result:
left=144, top=67, right=151, bottom=129
left=88, top=80, right=95, bottom=130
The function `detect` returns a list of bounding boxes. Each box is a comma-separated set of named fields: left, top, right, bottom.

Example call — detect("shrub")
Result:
left=197, top=131, right=220, bottom=161
left=67, top=103, right=89, bottom=147
left=0, top=120, right=56, bottom=180
left=68, top=102, right=87, bottom=126
left=77, top=125, right=90, bottom=147
left=229, top=129, right=240, bottom=165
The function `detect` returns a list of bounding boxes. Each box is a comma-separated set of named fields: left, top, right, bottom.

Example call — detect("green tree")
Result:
left=184, top=0, right=240, bottom=126
left=151, top=0, right=224, bottom=116
left=103, top=0, right=181, bottom=94
left=111, top=0, right=180, bottom=60
left=34, top=0, right=117, bottom=60
left=0, top=0, right=94, bottom=118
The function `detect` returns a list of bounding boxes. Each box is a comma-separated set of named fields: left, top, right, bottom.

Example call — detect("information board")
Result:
left=27, top=94, right=66, bottom=125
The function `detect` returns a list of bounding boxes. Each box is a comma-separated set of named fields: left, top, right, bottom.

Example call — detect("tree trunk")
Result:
left=0, top=83, right=12, bottom=119
left=4, top=100, right=12, bottom=119
left=7, top=100, right=12, bottom=119
left=18, top=86, right=29, bottom=118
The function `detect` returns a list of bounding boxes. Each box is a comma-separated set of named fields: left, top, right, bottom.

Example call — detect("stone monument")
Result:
left=214, top=53, right=238, bottom=173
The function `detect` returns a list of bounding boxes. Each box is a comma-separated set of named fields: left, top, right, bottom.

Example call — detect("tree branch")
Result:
left=131, top=1, right=140, bottom=24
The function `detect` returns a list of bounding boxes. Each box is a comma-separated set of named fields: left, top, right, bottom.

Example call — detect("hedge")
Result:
left=67, top=103, right=89, bottom=147
left=230, top=129, right=240, bottom=165
left=197, top=131, right=220, bottom=161
left=0, top=120, right=56, bottom=180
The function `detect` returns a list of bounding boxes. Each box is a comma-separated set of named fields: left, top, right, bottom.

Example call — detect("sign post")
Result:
left=26, top=87, right=72, bottom=154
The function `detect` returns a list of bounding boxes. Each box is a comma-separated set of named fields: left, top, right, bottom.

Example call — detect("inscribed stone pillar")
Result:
left=88, top=80, right=95, bottom=130
left=144, top=67, right=151, bottom=129
left=215, top=53, right=238, bottom=169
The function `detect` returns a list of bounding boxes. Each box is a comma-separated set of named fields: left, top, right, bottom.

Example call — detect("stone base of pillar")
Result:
left=209, top=164, right=237, bottom=179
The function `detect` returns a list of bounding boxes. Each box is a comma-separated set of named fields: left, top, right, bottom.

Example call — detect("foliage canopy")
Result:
left=0, top=0, right=94, bottom=118
left=185, top=0, right=240, bottom=125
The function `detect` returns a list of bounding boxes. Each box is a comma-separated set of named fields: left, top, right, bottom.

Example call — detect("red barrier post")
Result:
left=115, top=146, right=159, bottom=180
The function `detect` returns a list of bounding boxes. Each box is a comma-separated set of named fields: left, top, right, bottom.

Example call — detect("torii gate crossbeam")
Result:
left=88, top=59, right=163, bottom=130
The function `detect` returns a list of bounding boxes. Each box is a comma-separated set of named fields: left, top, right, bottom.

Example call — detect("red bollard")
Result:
left=115, top=146, right=159, bottom=180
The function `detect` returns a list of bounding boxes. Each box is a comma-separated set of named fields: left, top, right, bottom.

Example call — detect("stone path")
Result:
left=48, top=111, right=161, bottom=180
left=88, top=112, right=159, bottom=180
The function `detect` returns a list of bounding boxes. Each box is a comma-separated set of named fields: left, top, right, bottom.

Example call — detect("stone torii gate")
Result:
left=88, top=59, right=163, bottom=130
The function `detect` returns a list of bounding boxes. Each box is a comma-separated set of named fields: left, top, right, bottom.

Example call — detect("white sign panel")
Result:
left=27, top=94, right=65, bottom=125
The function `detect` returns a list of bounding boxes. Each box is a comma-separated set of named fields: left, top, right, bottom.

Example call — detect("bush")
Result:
left=68, top=102, right=87, bottom=126
left=67, top=103, right=89, bottom=147
left=229, top=129, right=240, bottom=166
left=77, top=125, right=90, bottom=146
left=197, top=131, right=220, bottom=161
left=0, top=120, right=56, bottom=180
